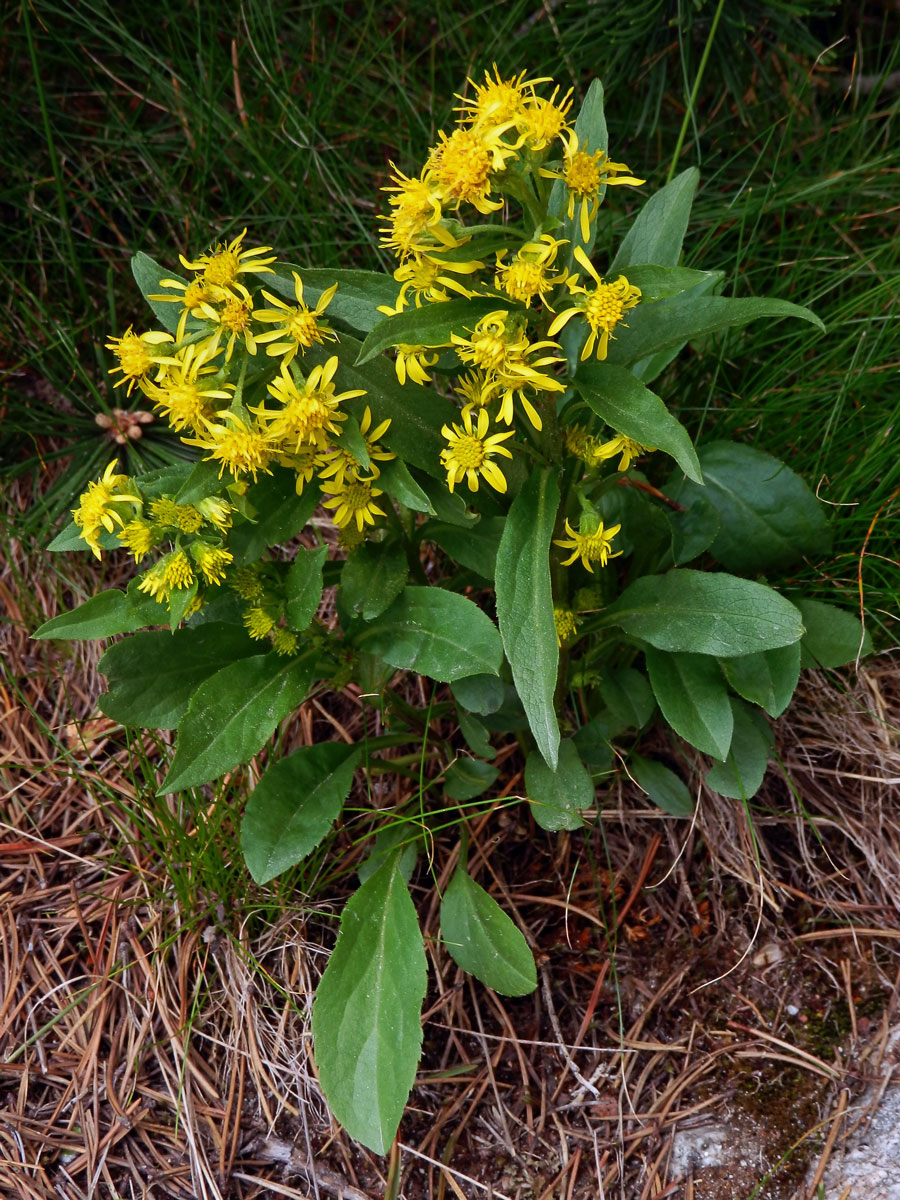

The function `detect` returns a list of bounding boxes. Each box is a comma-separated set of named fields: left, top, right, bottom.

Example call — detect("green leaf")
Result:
left=705, top=699, right=773, bottom=799
left=572, top=718, right=615, bottom=770
left=33, top=585, right=161, bottom=640
left=720, top=643, right=801, bottom=718
left=352, top=587, right=502, bottom=682
left=444, top=757, right=499, bottom=801
left=457, top=710, right=495, bottom=759
left=667, top=442, right=831, bottom=574
left=666, top=495, right=720, bottom=565
left=423, top=516, right=505, bottom=580
left=161, top=650, right=317, bottom=793
left=550, top=78, right=608, bottom=261
left=47, top=521, right=120, bottom=553
left=440, top=868, right=537, bottom=995
left=630, top=755, right=695, bottom=817
left=131, top=251, right=193, bottom=334
left=377, top=458, right=435, bottom=514
left=285, top=545, right=328, bottom=630
left=575, top=363, right=702, bottom=484
left=168, top=580, right=198, bottom=630
left=358, top=823, right=420, bottom=885
left=175, top=459, right=224, bottom=506
left=303, top=337, right=455, bottom=476
left=341, top=541, right=408, bottom=621
left=451, top=674, right=505, bottom=715
left=98, top=623, right=258, bottom=729
left=357, top=298, right=514, bottom=363
left=595, top=666, right=655, bottom=730
left=267, top=264, right=400, bottom=333
left=414, top=473, right=478, bottom=525
left=525, top=739, right=591, bottom=831
left=334, top=413, right=371, bottom=471
left=312, top=858, right=427, bottom=1154
left=630, top=271, right=723, bottom=384
left=241, top=743, right=360, bottom=883
left=604, top=570, right=805, bottom=657
left=229, top=473, right=320, bottom=565
left=622, top=265, right=724, bottom=303
left=610, top=168, right=699, bottom=272
left=495, top=469, right=560, bottom=769
left=795, top=598, right=873, bottom=669
left=606, top=295, right=824, bottom=369
left=645, top=648, right=734, bottom=760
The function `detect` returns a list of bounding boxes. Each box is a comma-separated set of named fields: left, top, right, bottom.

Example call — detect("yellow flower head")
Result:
left=456, top=65, right=549, bottom=131
left=425, top=126, right=516, bottom=214
left=193, top=543, right=234, bottom=585
left=179, top=228, right=276, bottom=288
left=594, top=434, right=653, bottom=472
left=149, top=276, right=227, bottom=341
left=149, top=497, right=205, bottom=533
left=116, top=518, right=156, bottom=562
left=195, top=494, right=235, bottom=531
left=540, top=132, right=644, bottom=242
left=495, top=234, right=567, bottom=307
left=244, top=605, right=276, bottom=640
left=554, top=515, right=622, bottom=573
left=564, top=424, right=601, bottom=465
left=143, top=343, right=233, bottom=433
left=316, top=406, right=394, bottom=487
left=106, top=327, right=179, bottom=395
left=136, top=550, right=195, bottom=604
left=183, top=410, right=272, bottom=481
left=254, top=274, right=338, bottom=364
left=380, top=167, right=451, bottom=259
left=230, top=565, right=265, bottom=601
left=554, top=607, right=579, bottom=646
left=72, top=462, right=142, bottom=558
left=440, top=406, right=514, bottom=494
left=388, top=251, right=482, bottom=311
left=271, top=626, right=299, bottom=656
left=195, top=285, right=258, bottom=362
left=253, top=356, right=362, bottom=453
left=455, top=370, right=496, bottom=415
left=322, top=477, right=387, bottom=531
left=514, top=86, right=574, bottom=151
left=337, top=522, right=366, bottom=551
left=393, top=343, right=441, bottom=386
left=547, top=247, right=641, bottom=361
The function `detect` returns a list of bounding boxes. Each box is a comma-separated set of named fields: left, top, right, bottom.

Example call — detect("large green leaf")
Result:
left=285, top=545, right=328, bottom=630
left=229, top=474, right=321, bottom=565
left=47, top=521, right=120, bottom=553
left=131, top=252, right=194, bottom=334
left=312, top=857, right=427, bottom=1154
left=267, top=264, right=399, bottom=333
left=525, top=739, right=591, bottom=831
left=175, top=459, right=226, bottom=507
left=620, top=265, right=723, bottom=303
left=161, top=650, right=317, bottom=792
left=451, top=673, right=505, bottom=715
left=720, top=643, right=801, bottom=718
left=351, top=587, right=502, bottom=682
left=575, top=363, right=702, bottom=484
left=795, top=598, right=873, bottom=669
left=610, top=168, right=699, bottom=273
left=495, top=469, right=560, bottom=769
left=377, top=459, right=435, bottom=514
left=99, top=623, right=258, bottom=729
left=667, top=442, right=831, bottom=573
left=705, top=699, right=773, bottom=800
left=604, top=570, right=805, bottom=657
left=33, top=584, right=162, bottom=640
left=341, top=541, right=408, bottom=621
left=356, top=298, right=514, bottom=363
left=630, top=755, right=695, bottom=817
left=595, top=665, right=656, bottom=731
left=422, top=516, right=505, bottom=580
left=440, top=867, right=537, bottom=995
left=241, top=743, right=360, bottom=883
left=645, top=647, right=734, bottom=760
left=443, top=757, right=499, bottom=801
left=606, top=295, right=824, bottom=369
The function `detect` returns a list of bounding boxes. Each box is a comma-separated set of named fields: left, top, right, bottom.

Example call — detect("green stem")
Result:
left=665, top=0, right=726, bottom=184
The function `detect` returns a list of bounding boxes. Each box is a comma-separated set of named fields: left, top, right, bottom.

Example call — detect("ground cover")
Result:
left=2, top=2, right=899, bottom=1196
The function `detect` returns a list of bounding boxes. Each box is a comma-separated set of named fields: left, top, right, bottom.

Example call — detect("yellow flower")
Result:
left=539, top=132, right=644, bottom=243
left=316, top=406, right=394, bottom=486
left=322, top=477, right=387, bottom=531
left=564, top=424, right=601, bottom=465
left=554, top=516, right=622, bottom=573
left=495, top=234, right=567, bottom=307
left=380, top=167, right=452, bottom=259
left=440, top=407, right=514, bottom=494
left=106, top=327, right=179, bottom=395
left=514, top=86, right=574, bottom=151
left=179, top=227, right=276, bottom=288
left=142, top=344, right=233, bottom=433
left=271, top=627, right=299, bottom=656
left=386, top=251, right=483, bottom=311
left=149, top=276, right=227, bottom=341
left=337, top=522, right=366, bottom=550
left=116, top=519, right=156, bottom=562
left=244, top=605, right=276, bottom=640
left=450, top=309, right=565, bottom=429
left=547, top=246, right=641, bottom=361
left=252, top=356, right=361, bottom=453
left=149, top=497, right=205, bottom=533
left=594, top=435, right=652, bottom=471
left=71, top=462, right=142, bottom=559
left=193, top=544, right=234, bottom=585
left=196, top=285, right=258, bottom=361
left=394, top=343, right=441, bottom=386
left=425, top=126, right=516, bottom=214
left=554, top=607, right=579, bottom=646
left=195, top=495, right=234, bottom=531
left=182, top=410, right=272, bottom=481
left=456, top=65, right=548, bottom=131
left=455, top=370, right=495, bottom=415
left=253, top=274, right=338, bottom=364
left=137, top=550, right=196, bottom=604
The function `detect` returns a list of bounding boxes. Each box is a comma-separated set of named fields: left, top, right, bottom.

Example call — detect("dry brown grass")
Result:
left=3, top=472, right=900, bottom=1199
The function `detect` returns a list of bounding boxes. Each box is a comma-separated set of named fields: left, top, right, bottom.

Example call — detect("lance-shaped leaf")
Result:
left=377, top=458, right=435, bottom=514
left=131, top=252, right=194, bottom=334
left=161, top=649, right=317, bottom=793
left=795, top=598, right=873, bottom=669
left=705, top=699, right=774, bottom=800
left=352, top=587, right=502, bottom=682
left=267, top=264, right=400, bottom=333
left=609, top=168, right=699, bottom=273
left=312, top=857, right=427, bottom=1155
left=646, top=647, right=733, bottom=760
left=356, top=298, right=515, bottom=363
left=495, top=468, right=560, bottom=768
left=575, top=362, right=702, bottom=484
left=621, top=264, right=724, bottom=303
left=341, top=541, right=408, bottom=621
left=47, top=521, right=120, bottom=553
left=630, top=755, right=695, bottom=817
left=719, top=643, right=801, bottom=718
left=34, top=583, right=163, bottom=640
left=285, top=545, right=328, bottom=630
left=605, top=295, right=824, bottom=369
left=241, top=743, right=361, bottom=883
left=99, top=623, right=259, bottom=729
left=525, top=738, right=592, bottom=830
left=423, top=516, right=505, bottom=580
left=440, top=867, right=537, bottom=995
left=604, top=570, right=804, bottom=657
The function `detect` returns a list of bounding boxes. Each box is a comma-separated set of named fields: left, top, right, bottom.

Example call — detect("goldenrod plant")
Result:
left=36, top=69, right=870, bottom=1154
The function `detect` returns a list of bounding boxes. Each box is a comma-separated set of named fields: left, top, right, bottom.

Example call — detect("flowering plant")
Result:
left=36, top=69, right=869, bottom=1152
